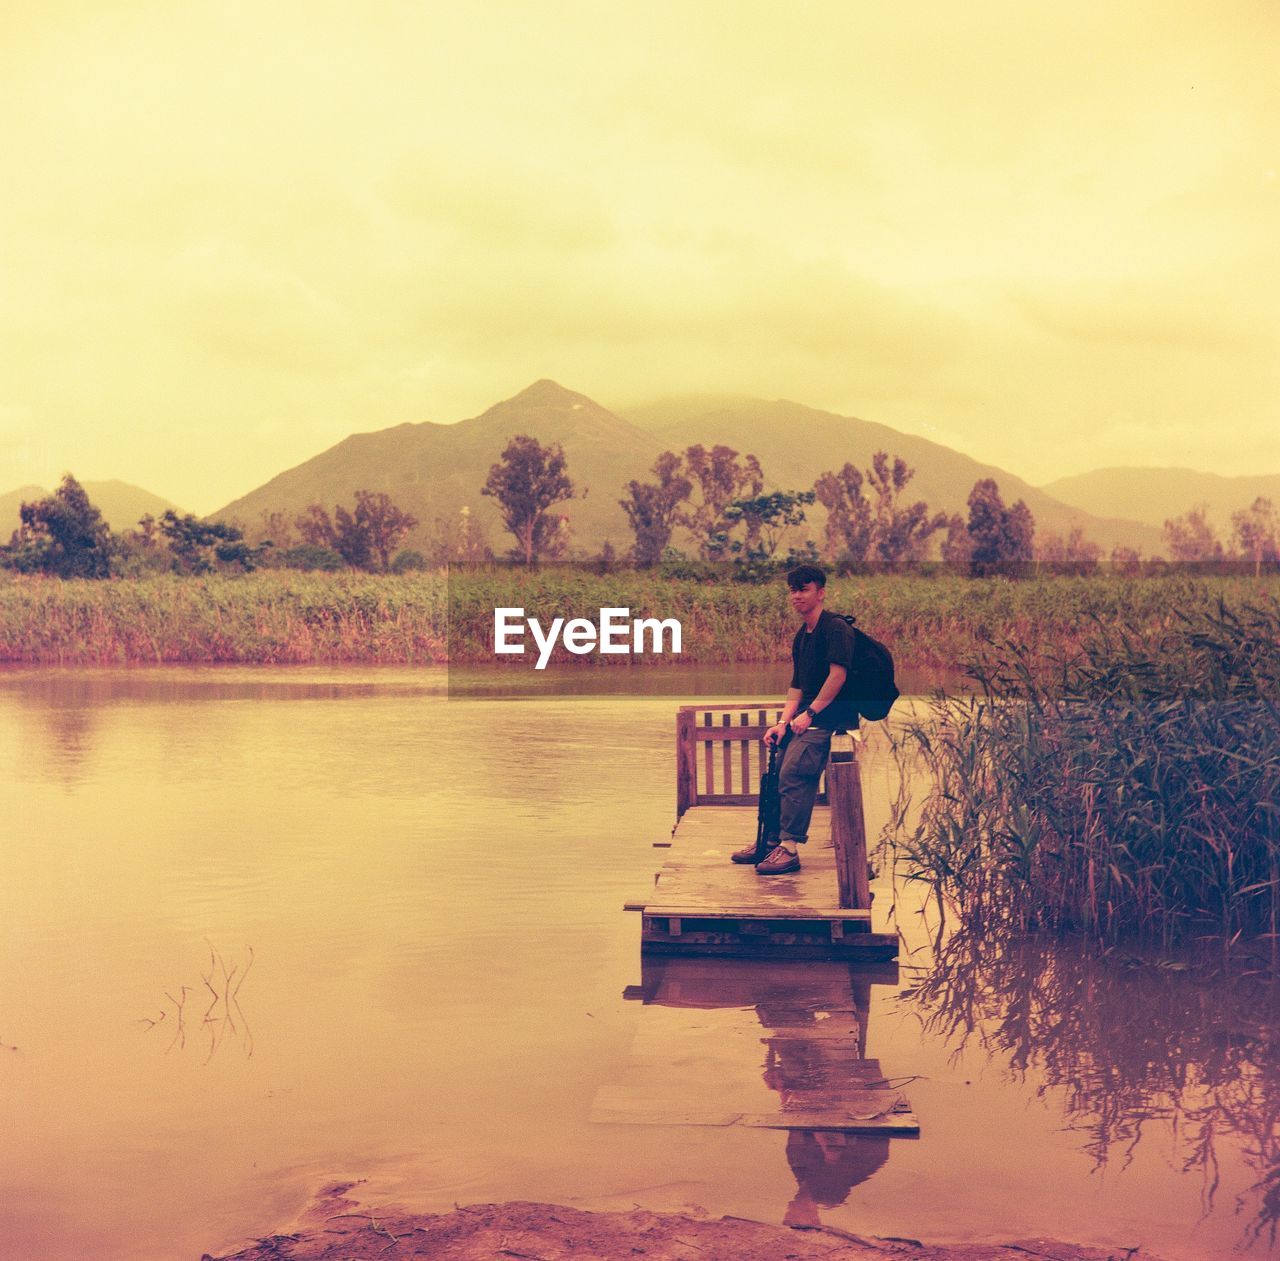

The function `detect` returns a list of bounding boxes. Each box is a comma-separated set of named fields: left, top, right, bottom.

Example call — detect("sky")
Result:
left=1, top=0, right=1276, bottom=514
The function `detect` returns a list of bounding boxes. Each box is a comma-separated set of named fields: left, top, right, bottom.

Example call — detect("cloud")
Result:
left=1, top=0, right=1277, bottom=510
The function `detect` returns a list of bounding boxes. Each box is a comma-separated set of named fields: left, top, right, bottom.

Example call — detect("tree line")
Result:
left=6, top=453, right=1276, bottom=581
left=483, top=433, right=1039, bottom=576
left=481, top=433, right=1279, bottom=576
left=0, top=476, right=423, bottom=578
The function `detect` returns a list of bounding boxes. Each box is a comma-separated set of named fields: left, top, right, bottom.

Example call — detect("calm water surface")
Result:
left=1, top=665, right=1277, bottom=1260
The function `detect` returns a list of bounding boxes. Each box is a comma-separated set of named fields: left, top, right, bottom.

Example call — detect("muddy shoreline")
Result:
left=203, top=1184, right=1169, bottom=1261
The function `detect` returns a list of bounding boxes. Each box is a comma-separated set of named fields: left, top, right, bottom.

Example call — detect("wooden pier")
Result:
left=626, top=704, right=899, bottom=961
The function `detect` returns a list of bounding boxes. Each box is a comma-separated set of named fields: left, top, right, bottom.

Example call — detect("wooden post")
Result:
left=675, top=708, right=697, bottom=820
left=827, top=732, right=870, bottom=910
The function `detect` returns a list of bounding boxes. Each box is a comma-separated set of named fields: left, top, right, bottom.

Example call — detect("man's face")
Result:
left=788, top=581, right=824, bottom=617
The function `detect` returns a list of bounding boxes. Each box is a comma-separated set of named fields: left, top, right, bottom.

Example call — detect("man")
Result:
left=732, top=564, right=859, bottom=875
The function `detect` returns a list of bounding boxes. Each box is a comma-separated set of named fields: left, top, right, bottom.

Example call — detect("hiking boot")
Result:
left=756, top=845, right=801, bottom=875
left=731, top=842, right=763, bottom=864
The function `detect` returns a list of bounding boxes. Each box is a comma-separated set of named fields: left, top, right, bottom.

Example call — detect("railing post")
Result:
left=675, top=707, right=697, bottom=820
left=827, top=732, right=870, bottom=910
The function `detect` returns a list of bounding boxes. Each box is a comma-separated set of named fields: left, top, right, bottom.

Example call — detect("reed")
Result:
left=0, top=572, right=448, bottom=664
left=0, top=567, right=1276, bottom=667
left=889, top=594, right=1280, bottom=960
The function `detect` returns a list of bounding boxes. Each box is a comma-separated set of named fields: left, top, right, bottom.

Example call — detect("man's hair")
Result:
left=786, top=564, right=826, bottom=590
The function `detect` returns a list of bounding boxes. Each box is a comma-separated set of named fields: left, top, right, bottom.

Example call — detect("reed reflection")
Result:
left=139, top=943, right=255, bottom=1063
left=902, top=923, right=1280, bottom=1248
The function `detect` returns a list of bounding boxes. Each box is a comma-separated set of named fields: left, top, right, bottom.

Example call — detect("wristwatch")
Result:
left=803, top=705, right=817, bottom=719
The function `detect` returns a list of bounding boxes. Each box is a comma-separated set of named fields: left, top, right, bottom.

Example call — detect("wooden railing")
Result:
left=675, top=703, right=870, bottom=910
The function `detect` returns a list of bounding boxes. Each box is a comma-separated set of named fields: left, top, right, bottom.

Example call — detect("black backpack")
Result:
left=836, top=614, right=899, bottom=722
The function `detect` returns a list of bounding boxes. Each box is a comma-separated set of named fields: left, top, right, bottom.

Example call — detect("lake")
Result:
left=1, top=665, right=1276, bottom=1259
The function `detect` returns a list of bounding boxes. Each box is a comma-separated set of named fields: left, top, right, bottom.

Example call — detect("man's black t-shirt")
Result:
left=789, top=610, right=859, bottom=731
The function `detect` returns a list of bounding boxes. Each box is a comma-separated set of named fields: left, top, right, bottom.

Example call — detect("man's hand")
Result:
left=763, top=722, right=789, bottom=747
left=789, top=710, right=813, bottom=735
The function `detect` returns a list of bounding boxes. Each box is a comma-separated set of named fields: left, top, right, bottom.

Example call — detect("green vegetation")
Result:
left=482, top=434, right=575, bottom=565
left=0, top=567, right=1275, bottom=668
left=890, top=592, right=1280, bottom=959
left=0, top=572, right=447, bottom=664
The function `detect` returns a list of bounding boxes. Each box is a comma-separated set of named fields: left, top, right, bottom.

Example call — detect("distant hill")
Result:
left=213, top=380, right=665, bottom=553
left=211, top=380, right=1165, bottom=557
left=621, top=396, right=1163, bottom=554
left=1042, top=467, right=1280, bottom=534
left=0, top=480, right=183, bottom=538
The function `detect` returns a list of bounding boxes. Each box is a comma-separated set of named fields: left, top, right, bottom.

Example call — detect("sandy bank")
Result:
left=202, top=1183, right=1169, bottom=1261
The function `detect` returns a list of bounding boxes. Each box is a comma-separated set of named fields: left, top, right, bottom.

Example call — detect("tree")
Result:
left=296, top=503, right=369, bottom=569
left=113, top=512, right=170, bottom=576
left=353, top=490, right=418, bottom=571
left=620, top=451, right=692, bottom=566
left=1109, top=545, right=1143, bottom=577
left=723, top=489, right=816, bottom=565
left=294, top=490, right=416, bottom=571
left=8, top=475, right=113, bottom=578
left=255, top=509, right=297, bottom=550
left=425, top=506, right=493, bottom=566
left=159, top=511, right=260, bottom=574
left=680, top=444, right=763, bottom=560
left=864, top=452, right=948, bottom=566
left=966, top=479, right=1035, bottom=576
left=813, top=463, right=874, bottom=564
left=1035, top=527, right=1103, bottom=576
left=481, top=434, right=575, bottom=565
left=940, top=513, right=973, bottom=571
left=815, top=452, right=945, bottom=567
left=1162, top=505, right=1223, bottom=564
left=1230, top=497, right=1278, bottom=575
left=278, top=543, right=344, bottom=571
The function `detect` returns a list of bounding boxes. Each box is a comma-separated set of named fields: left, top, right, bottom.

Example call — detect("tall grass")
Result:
left=0, top=572, right=447, bottom=664
left=1, top=567, right=1277, bottom=667
left=890, top=596, right=1280, bottom=959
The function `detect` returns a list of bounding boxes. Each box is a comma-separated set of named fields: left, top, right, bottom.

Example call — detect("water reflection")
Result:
left=620, top=957, right=908, bottom=1229
left=901, top=922, right=1280, bottom=1248
left=138, top=944, right=255, bottom=1063
left=5, top=665, right=1276, bottom=1260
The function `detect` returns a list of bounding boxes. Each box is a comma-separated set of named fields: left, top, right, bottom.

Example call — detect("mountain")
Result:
left=213, top=380, right=665, bottom=553
left=620, top=396, right=1163, bottom=554
left=0, top=480, right=184, bottom=537
left=212, top=380, right=1168, bottom=557
left=1042, top=467, right=1280, bottom=534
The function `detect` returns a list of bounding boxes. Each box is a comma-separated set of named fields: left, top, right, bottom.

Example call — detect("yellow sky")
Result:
left=1, top=0, right=1276, bottom=513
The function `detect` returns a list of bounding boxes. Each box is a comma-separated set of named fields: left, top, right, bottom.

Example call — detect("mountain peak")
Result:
left=507, top=378, right=582, bottom=406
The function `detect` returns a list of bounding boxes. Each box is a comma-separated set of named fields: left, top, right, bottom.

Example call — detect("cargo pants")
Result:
left=778, top=727, right=833, bottom=845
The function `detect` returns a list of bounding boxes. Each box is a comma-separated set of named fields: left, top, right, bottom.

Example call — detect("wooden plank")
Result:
left=641, top=905, right=871, bottom=921
left=681, top=701, right=783, bottom=717
left=640, top=940, right=899, bottom=961
left=591, top=1105, right=919, bottom=1134
left=722, top=712, right=732, bottom=793
left=693, top=725, right=768, bottom=741
left=703, top=711, right=714, bottom=796
left=691, top=791, right=829, bottom=806
left=640, top=802, right=894, bottom=961
left=675, top=708, right=696, bottom=818
left=827, top=736, right=870, bottom=911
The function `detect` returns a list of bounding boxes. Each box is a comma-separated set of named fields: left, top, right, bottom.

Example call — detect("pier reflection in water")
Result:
left=602, top=957, right=912, bottom=1228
